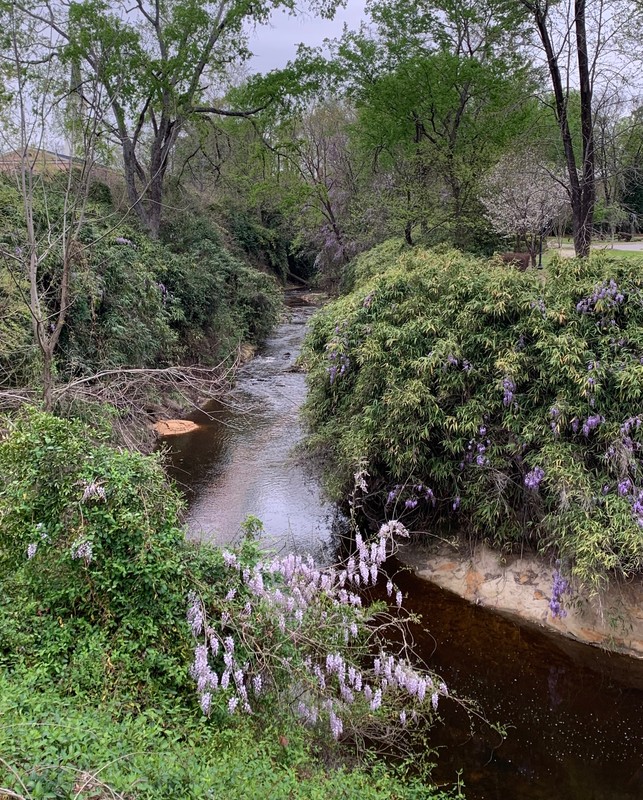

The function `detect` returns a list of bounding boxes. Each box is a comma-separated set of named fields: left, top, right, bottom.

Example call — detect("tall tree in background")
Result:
left=519, top=0, right=643, bottom=257
left=15, top=0, right=340, bottom=238
left=332, top=0, right=535, bottom=248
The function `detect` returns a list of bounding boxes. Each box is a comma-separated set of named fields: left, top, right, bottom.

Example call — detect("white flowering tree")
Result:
left=481, top=151, right=569, bottom=266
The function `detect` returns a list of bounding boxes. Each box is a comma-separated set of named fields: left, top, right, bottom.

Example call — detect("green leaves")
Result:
left=304, top=245, right=643, bottom=588
left=0, top=408, right=193, bottom=698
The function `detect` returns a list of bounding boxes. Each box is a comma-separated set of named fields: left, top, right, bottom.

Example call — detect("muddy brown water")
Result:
left=163, top=290, right=643, bottom=800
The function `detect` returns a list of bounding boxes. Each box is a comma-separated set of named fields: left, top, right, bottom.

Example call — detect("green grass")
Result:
left=0, top=671, right=458, bottom=800
left=541, top=246, right=643, bottom=267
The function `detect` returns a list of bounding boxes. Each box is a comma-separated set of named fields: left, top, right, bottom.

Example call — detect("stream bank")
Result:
left=398, top=540, right=643, bottom=658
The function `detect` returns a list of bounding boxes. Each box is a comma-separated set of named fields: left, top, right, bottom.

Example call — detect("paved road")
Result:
left=548, top=239, right=643, bottom=256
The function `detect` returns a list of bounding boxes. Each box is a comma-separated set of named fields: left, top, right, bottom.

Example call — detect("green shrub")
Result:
left=158, top=237, right=282, bottom=359
left=0, top=408, right=194, bottom=698
left=303, top=245, right=643, bottom=588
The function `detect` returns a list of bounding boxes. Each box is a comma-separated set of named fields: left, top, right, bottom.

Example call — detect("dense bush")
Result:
left=303, top=245, right=643, bottom=588
left=64, top=212, right=282, bottom=371
left=0, top=410, right=461, bottom=797
left=0, top=408, right=195, bottom=699
left=0, top=175, right=282, bottom=383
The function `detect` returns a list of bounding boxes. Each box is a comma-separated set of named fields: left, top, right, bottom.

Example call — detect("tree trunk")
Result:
left=573, top=0, right=595, bottom=258
left=122, top=138, right=151, bottom=232
left=42, top=346, right=54, bottom=412
left=526, top=0, right=595, bottom=258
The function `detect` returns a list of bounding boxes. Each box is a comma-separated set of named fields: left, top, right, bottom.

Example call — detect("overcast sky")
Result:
left=245, top=0, right=368, bottom=73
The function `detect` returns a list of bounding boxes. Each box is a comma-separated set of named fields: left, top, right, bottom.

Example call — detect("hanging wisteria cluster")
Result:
left=386, top=483, right=436, bottom=511
left=524, top=466, right=545, bottom=490
left=502, top=377, right=516, bottom=407
left=464, top=426, right=491, bottom=468
left=187, top=521, right=448, bottom=742
left=549, top=565, right=570, bottom=618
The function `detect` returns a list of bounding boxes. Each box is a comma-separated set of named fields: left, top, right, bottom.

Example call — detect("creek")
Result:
left=163, top=290, right=643, bottom=800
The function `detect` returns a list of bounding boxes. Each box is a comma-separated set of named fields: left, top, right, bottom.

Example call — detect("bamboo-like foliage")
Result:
left=303, top=243, right=643, bottom=589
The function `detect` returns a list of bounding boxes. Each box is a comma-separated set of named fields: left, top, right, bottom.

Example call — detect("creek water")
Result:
left=163, top=291, right=643, bottom=800
left=163, top=292, right=336, bottom=557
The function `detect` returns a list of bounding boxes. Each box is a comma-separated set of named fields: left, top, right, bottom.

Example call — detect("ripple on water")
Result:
left=164, top=295, right=334, bottom=555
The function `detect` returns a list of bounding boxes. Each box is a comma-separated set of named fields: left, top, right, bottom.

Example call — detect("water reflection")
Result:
left=382, top=558, right=643, bottom=800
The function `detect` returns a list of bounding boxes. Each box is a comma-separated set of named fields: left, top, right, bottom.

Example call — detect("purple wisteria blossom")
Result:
left=187, top=591, right=204, bottom=636
left=326, top=322, right=351, bottom=385
left=502, top=377, right=516, bottom=407
left=632, top=490, right=643, bottom=528
left=386, top=485, right=401, bottom=505
left=465, top=427, right=491, bottom=468
left=524, top=467, right=545, bottom=490
left=581, top=414, right=604, bottom=437
left=549, top=568, right=570, bottom=618
left=187, top=519, right=447, bottom=738
left=81, top=481, right=106, bottom=503
left=70, top=539, right=93, bottom=564
left=621, top=416, right=642, bottom=436
left=576, top=279, right=625, bottom=316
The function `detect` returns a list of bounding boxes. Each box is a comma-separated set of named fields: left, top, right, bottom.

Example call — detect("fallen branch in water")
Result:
left=0, top=348, right=254, bottom=450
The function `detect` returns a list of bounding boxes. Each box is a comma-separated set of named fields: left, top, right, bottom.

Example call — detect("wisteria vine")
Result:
left=187, top=521, right=450, bottom=745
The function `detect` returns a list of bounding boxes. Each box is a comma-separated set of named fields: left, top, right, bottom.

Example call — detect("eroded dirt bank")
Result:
left=398, top=541, right=643, bottom=658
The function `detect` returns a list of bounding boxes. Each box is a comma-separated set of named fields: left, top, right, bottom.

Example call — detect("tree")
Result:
left=280, top=102, right=363, bottom=282
left=330, top=0, right=536, bottom=248
left=16, top=0, right=340, bottom=238
left=518, top=0, right=643, bottom=257
left=0, top=1, right=107, bottom=409
left=481, top=150, right=568, bottom=263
